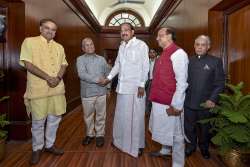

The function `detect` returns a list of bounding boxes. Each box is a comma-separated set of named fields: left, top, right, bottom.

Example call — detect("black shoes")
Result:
left=82, top=136, right=94, bottom=145
left=82, top=136, right=105, bottom=147
left=201, top=149, right=210, bottom=159
left=149, top=150, right=170, bottom=158
left=185, top=147, right=210, bottom=159
left=185, top=147, right=195, bottom=157
left=96, top=137, right=105, bottom=147
left=138, top=148, right=144, bottom=157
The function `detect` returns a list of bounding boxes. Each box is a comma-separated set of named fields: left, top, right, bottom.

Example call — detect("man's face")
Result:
left=82, top=39, right=95, bottom=54
left=120, top=24, right=134, bottom=42
left=40, top=21, right=57, bottom=41
left=194, top=38, right=210, bottom=56
left=149, top=50, right=157, bottom=59
left=156, top=28, right=170, bottom=48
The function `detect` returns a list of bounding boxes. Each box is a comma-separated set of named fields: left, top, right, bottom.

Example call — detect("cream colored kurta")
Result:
left=19, top=36, right=68, bottom=120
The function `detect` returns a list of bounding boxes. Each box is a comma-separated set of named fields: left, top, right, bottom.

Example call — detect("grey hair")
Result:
left=195, top=35, right=211, bottom=45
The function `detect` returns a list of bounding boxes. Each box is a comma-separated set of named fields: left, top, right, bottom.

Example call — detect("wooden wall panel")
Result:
left=97, top=33, right=153, bottom=63
left=208, top=11, right=224, bottom=58
left=160, top=0, right=222, bottom=55
left=227, top=5, right=250, bottom=93
left=208, top=0, right=250, bottom=92
left=0, top=0, right=99, bottom=140
left=23, top=0, right=98, bottom=112
left=0, top=0, right=28, bottom=140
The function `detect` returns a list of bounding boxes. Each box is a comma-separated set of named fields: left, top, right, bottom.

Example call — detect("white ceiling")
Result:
left=84, top=0, right=163, bottom=26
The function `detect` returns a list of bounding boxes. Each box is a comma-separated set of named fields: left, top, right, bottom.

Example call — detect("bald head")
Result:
left=194, top=35, right=211, bottom=56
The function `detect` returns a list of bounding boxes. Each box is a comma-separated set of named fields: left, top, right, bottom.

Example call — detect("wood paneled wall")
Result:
left=160, top=0, right=222, bottom=55
left=208, top=0, right=250, bottom=93
left=23, top=0, right=98, bottom=111
left=227, top=5, right=250, bottom=92
left=0, top=0, right=27, bottom=140
left=97, top=33, right=153, bottom=63
left=0, top=0, right=98, bottom=140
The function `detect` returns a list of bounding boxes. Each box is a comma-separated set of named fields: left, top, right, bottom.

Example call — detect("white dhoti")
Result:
left=149, top=102, right=185, bottom=167
left=113, top=93, right=145, bottom=157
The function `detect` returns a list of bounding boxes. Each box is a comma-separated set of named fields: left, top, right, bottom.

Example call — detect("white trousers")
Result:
left=150, top=102, right=185, bottom=167
left=31, top=114, right=62, bottom=151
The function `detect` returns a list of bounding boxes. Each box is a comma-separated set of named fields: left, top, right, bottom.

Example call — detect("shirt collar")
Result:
left=121, top=37, right=136, bottom=47
left=40, top=35, right=54, bottom=44
left=196, top=54, right=207, bottom=59
left=150, top=58, right=156, bottom=62
left=84, top=53, right=97, bottom=57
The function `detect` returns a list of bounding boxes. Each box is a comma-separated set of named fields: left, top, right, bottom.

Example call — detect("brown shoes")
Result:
left=45, top=145, right=64, bottom=155
left=30, top=146, right=63, bottom=165
left=96, top=137, right=105, bottom=147
left=30, top=149, right=42, bottom=165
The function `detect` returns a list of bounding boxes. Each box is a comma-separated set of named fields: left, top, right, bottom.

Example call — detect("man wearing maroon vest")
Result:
left=149, top=27, right=189, bottom=167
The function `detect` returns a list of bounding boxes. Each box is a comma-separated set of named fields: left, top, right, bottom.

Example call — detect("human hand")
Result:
left=46, top=76, right=60, bottom=88
left=137, top=87, right=145, bottom=98
left=205, top=100, right=215, bottom=108
left=97, top=76, right=105, bottom=85
left=98, top=77, right=111, bottom=86
left=166, top=106, right=182, bottom=116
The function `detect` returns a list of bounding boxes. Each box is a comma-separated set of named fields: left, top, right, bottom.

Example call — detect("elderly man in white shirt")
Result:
left=149, top=27, right=188, bottom=167
left=101, top=22, right=149, bottom=157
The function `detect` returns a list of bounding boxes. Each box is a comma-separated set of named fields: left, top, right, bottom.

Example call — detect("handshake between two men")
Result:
left=97, top=76, right=145, bottom=99
left=97, top=77, right=110, bottom=86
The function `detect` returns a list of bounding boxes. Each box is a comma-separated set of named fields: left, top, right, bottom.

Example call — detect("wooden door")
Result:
left=209, top=0, right=250, bottom=93
left=227, top=5, right=250, bottom=93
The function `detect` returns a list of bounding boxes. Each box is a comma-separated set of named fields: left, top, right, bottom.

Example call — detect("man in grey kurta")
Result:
left=76, top=38, right=110, bottom=147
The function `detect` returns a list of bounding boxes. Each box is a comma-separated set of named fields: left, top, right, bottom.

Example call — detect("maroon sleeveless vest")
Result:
left=149, top=43, right=179, bottom=105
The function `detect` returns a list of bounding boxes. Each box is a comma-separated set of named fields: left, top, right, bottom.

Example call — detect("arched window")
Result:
left=105, top=10, right=145, bottom=27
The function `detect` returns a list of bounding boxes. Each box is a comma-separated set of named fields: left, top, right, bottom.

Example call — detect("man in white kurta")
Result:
left=103, top=23, right=149, bottom=157
left=149, top=27, right=188, bottom=167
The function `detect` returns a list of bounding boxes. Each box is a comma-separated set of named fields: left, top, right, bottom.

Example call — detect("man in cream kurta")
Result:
left=19, top=19, right=67, bottom=165
left=149, top=27, right=188, bottom=167
left=102, top=23, right=149, bottom=157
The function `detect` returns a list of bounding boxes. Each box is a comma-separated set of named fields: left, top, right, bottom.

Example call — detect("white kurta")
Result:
left=149, top=48, right=188, bottom=167
left=108, top=37, right=149, bottom=157
left=107, top=37, right=149, bottom=94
